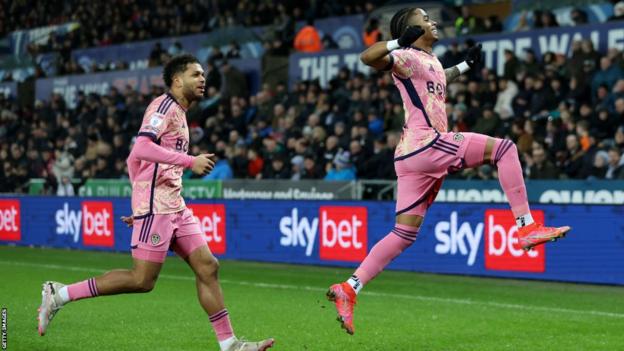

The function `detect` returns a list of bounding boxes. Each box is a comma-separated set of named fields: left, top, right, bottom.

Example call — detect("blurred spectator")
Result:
left=349, top=139, right=367, bottom=177
left=606, top=147, right=624, bottom=179
left=455, top=5, right=481, bottom=36
left=494, top=78, right=518, bottom=120
left=580, top=134, right=600, bottom=179
left=570, top=8, right=588, bottom=25
left=202, top=151, right=233, bottom=180
left=588, top=150, right=609, bottom=179
left=361, top=136, right=394, bottom=179
left=591, top=57, right=624, bottom=98
left=301, top=153, right=324, bottom=179
left=209, top=46, right=225, bottom=62
left=562, top=134, right=585, bottom=178
left=539, top=11, right=559, bottom=28
left=593, top=107, right=617, bottom=141
left=483, top=15, right=503, bottom=33
left=522, top=49, right=541, bottom=77
left=168, top=41, right=184, bottom=56
left=567, top=77, right=591, bottom=105
left=581, top=40, right=601, bottom=73
left=205, top=60, right=222, bottom=91
left=247, top=148, right=264, bottom=178
left=544, top=118, right=567, bottom=156
left=230, top=143, right=249, bottom=178
left=262, top=154, right=291, bottom=179
left=148, top=42, right=167, bottom=67
left=220, top=60, right=248, bottom=99
left=226, top=42, right=242, bottom=59
left=615, top=125, right=624, bottom=151
left=526, top=143, right=559, bottom=179
left=441, top=42, right=464, bottom=68
left=363, top=18, right=382, bottom=47
left=290, top=155, right=305, bottom=180
left=472, top=104, right=500, bottom=135
left=609, top=2, right=624, bottom=21
left=325, top=151, right=356, bottom=180
left=294, top=18, right=323, bottom=53
left=52, top=148, right=75, bottom=182
left=503, top=49, right=521, bottom=81
left=529, top=76, right=556, bottom=116
left=513, top=11, right=531, bottom=32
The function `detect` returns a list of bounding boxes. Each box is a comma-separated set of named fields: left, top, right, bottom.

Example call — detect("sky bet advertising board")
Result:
left=1, top=197, right=623, bottom=285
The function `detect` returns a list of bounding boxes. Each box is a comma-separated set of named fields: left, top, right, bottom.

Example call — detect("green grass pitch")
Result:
left=1, top=246, right=623, bottom=350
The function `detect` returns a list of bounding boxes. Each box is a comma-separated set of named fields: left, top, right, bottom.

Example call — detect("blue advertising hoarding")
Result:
left=303, top=14, right=365, bottom=49
left=35, top=59, right=261, bottom=107
left=69, top=14, right=364, bottom=73
left=288, top=49, right=370, bottom=88
left=1, top=197, right=622, bottom=286
left=71, top=27, right=265, bottom=70
left=9, top=22, right=80, bottom=57
left=36, top=67, right=163, bottom=108
left=433, top=20, right=624, bottom=76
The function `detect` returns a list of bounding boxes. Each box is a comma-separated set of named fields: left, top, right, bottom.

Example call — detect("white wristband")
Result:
left=457, top=61, right=470, bottom=74
left=386, top=39, right=400, bottom=52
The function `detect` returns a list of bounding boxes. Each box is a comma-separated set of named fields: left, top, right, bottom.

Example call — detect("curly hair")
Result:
left=162, top=54, right=200, bottom=87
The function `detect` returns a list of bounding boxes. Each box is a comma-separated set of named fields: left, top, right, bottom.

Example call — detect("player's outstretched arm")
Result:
left=131, top=137, right=215, bottom=175
left=445, top=43, right=482, bottom=82
left=131, top=136, right=198, bottom=168
left=444, top=66, right=461, bottom=82
left=360, top=25, right=425, bottom=71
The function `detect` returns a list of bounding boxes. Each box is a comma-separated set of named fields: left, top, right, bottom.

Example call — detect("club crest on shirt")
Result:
left=453, top=133, right=464, bottom=143
left=150, top=233, right=161, bottom=246
left=149, top=113, right=165, bottom=127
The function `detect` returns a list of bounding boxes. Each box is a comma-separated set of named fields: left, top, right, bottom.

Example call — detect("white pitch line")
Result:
left=2, top=260, right=623, bottom=319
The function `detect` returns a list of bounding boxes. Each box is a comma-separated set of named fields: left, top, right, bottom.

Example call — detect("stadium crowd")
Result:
left=2, top=0, right=383, bottom=78
left=4, top=1, right=620, bottom=79
left=2, top=0, right=380, bottom=40
left=2, top=35, right=624, bottom=194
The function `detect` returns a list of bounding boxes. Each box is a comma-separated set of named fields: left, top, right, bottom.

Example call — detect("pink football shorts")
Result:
left=131, top=208, right=207, bottom=263
left=394, top=132, right=475, bottom=216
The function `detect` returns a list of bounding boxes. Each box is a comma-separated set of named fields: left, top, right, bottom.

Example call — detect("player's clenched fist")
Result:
left=465, top=43, right=483, bottom=69
left=191, top=153, right=215, bottom=175
left=398, top=25, right=425, bottom=47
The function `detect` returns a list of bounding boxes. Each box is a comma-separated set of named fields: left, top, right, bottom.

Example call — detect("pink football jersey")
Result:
left=128, top=93, right=190, bottom=217
left=390, top=47, right=447, bottom=158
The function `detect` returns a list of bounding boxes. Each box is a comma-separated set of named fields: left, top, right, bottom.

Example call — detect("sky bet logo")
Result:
left=55, top=201, right=114, bottom=247
left=187, top=204, right=226, bottom=255
left=0, top=200, right=21, bottom=242
left=484, top=209, right=545, bottom=273
left=435, top=210, right=545, bottom=273
left=279, top=206, right=367, bottom=262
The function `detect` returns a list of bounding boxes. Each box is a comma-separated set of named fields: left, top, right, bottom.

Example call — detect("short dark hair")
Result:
left=162, top=54, right=200, bottom=87
left=390, top=8, right=416, bottom=39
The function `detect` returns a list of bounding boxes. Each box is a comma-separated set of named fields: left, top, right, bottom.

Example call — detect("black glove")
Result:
left=465, top=43, right=483, bottom=69
left=398, top=26, right=425, bottom=47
